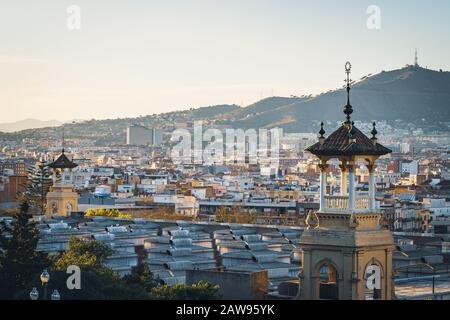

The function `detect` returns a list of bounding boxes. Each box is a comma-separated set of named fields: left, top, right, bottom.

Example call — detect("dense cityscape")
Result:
left=1, top=60, right=450, bottom=301
left=1, top=2, right=450, bottom=311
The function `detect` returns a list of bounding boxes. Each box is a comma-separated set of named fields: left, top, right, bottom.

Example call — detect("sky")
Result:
left=0, top=0, right=449, bottom=122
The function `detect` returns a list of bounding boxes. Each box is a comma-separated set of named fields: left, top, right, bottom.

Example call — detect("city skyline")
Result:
left=1, top=0, right=450, bottom=122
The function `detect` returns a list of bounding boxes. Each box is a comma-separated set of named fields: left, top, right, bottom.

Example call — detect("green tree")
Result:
left=21, top=163, right=53, bottom=215
left=0, top=201, right=49, bottom=299
left=150, top=281, right=221, bottom=300
left=40, top=237, right=150, bottom=300
left=53, top=237, right=113, bottom=270
left=85, top=208, right=132, bottom=219
left=123, top=262, right=160, bottom=292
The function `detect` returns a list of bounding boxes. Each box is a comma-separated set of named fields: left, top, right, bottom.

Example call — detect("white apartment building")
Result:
left=423, top=198, right=450, bottom=216
left=400, top=160, right=418, bottom=175
left=152, top=194, right=199, bottom=216
left=127, top=125, right=163, bottom=146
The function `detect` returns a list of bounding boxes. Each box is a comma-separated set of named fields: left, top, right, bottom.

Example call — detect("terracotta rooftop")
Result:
left=306, top=124, right=392, bottom=157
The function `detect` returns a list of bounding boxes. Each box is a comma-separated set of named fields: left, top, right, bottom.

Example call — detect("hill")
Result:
left=229, top=66, right=450, bottom=132
left=1, top=65, right=449, bottom=144
left=0, top=119, right=63, bottom=133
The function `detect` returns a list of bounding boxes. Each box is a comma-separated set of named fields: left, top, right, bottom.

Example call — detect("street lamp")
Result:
left=30, top=270, right=61, bottom=300
left=422, top=262, right=436, bottom=296
left=40, top=269, right=50, bottom=300
left=51, top=289, right=61, bottom=301
left=29, top=287, right=39, bottom=301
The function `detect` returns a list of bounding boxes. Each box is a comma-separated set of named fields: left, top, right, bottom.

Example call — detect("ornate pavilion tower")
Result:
left=45, top=148, right=79, bottom=218
left=298, top=62, right=395, bottom=300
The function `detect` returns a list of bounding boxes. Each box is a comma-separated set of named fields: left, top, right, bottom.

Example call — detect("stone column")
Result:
left=318, top=162, right=328, bottom=212
left=300, top=248, right=313, bottom=300
left=70, top=168, right=74, bottom=186
left=368, top=163, right=376, bottom=212
left=52, top=169, right=57, bottom=185
left=340, top=162, right=348, bottom=196
left=61, top=169, right=67, bottom=185
left=385, top=247, right=394, bottom=300
left=347, top=164, right=355, bottom=212
left=342, top=251, right=354, bottom=300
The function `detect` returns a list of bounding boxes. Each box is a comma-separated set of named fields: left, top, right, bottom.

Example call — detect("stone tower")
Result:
left=46, top=148, right=79, bottom=218
left=298, top=62, right=395, bottom=300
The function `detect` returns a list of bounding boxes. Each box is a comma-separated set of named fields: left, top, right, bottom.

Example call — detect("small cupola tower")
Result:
left=45, top=136, right=79, bottom=218
left=298, top=62, right=395, bottom=300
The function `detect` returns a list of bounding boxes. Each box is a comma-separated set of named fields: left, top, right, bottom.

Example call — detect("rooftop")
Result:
left=306, top=124, right=392, bottom=157
left=306, top=62, right=392, bottom=158
left=48, top=150, right=78, bottom=169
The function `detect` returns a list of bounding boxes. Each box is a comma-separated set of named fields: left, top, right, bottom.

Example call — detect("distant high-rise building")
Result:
left=126, top=125, right=163, bottom=146
left=399, top=142, right=411, bottom=154
left=152, top=128, right=163, bottom=146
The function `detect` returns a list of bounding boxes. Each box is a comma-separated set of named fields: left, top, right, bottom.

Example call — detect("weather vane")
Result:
left=343, top=61, right=353, bottom=124
left=345, top=61, right=352, bottom=87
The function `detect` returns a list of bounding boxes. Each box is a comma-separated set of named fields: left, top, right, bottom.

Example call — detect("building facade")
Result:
left=298, top=63, right=395, bottom=300
left=46, top=149, right=79, bottom=217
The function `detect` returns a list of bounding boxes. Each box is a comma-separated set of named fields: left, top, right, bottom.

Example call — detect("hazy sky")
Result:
left=1, top=0, right=449, bottom=122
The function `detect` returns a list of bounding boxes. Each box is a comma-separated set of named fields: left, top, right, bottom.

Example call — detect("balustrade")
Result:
left=324, top=195, right=371, bottom=212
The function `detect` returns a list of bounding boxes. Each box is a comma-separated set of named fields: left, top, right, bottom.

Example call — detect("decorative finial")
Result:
left=379, top=210, right=389, bottom=230
left=305, top=210, right=319, bottom=230
left=371, top=122, right=378, bottom=145
left=345, top=61, right=352, bottom=81
left=343, top=62, right=353, bottom=125
left=348, top=121, right=356, bottom=143
left=349, top=212, right=359, bottom=228
left=318, top=122, right=326, bottom=145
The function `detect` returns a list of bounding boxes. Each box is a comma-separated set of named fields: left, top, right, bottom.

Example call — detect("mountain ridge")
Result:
left=0, top=119, right=63, bottom=133
left=227, top=66, right=450, bottom=132
left=1, top=65, right=449, bottom=136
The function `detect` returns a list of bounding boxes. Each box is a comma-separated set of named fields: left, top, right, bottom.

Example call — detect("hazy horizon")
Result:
left=1, top=0, right=450, bottom=122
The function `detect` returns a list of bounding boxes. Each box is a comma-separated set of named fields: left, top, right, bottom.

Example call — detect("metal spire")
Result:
left=371, top=122, right=378, bottom=139
left=371, top=122, right=378, bottom=145
left=62, top=127, right=65, bottom=154
left=348, top=121, right=356, bottom=143
left=318, top=122, right=326, bottom=145
left=318, top=122, right=325, bottom=139
left=343, top=61, right=353, bottom=125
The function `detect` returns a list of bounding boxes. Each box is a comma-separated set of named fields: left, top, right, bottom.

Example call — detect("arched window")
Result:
left=317, top=262, right=339, bottom=300
left=66, top=202, right=73, bottom=215
left=51, top=202, right=58, bottom=214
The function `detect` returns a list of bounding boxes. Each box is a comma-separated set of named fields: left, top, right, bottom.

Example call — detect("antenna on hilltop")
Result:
left=414, top=49, right=419, bottom=67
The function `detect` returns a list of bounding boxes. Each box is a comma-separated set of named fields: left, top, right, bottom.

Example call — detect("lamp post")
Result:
left=29, top=287, right=39, bottom=301
left=432, top=268, right=436, bottom=297
left=30, top=269, right=61, bottom=300
left=51, top=289, right=61, bottom=301
left=423, top=262, right=436, bottom=297
left=40, top=269, right=50, bottom=300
